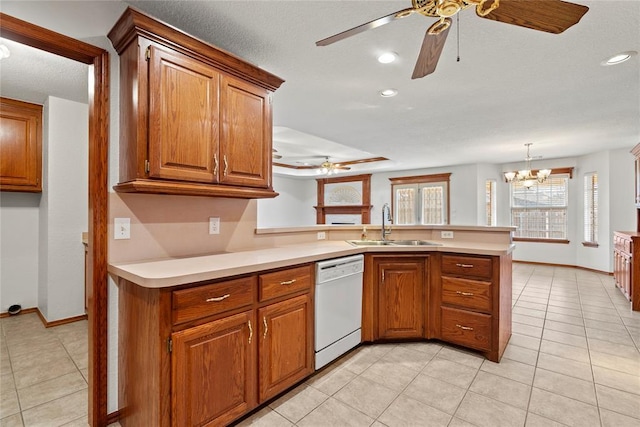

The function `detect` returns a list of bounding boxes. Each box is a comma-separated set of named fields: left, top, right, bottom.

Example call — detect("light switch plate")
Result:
left=114, top=218, right=131, bottom=240
left=209, top=217, right=220, bottom=235
left=441, top=230, right=454, bottom=239
left=317, top=232, right=326, bottom=240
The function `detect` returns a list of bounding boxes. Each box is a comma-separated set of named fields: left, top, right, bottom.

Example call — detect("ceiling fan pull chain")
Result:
left=476, top=0, right=500, bottom=17
left=456, top=13, right=460, bottom=62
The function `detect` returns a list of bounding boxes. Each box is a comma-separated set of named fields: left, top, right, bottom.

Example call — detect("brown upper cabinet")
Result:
left=108, top=7, right=284, bottom=198
left=0, top=97, right=43, bottom=192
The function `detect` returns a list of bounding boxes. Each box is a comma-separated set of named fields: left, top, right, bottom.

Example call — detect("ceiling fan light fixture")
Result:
left=377, top=52, right=398, bottom=64
left=380, top=88, right=398, bottom=97
left=602, top=51, right=637, bottom=66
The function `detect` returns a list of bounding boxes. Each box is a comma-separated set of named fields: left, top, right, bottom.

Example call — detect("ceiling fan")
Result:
left=316, top=0, right=589, bottom=79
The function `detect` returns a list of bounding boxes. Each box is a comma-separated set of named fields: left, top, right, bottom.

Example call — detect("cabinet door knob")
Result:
left=280, top=279, right=296, bottom=285
left=456, top=291, right=474, bottom=296
left=206, top=294, right=230, bottom=302
left=456, top=263, right=474, bottom=268
left=263, top=316, right=268, bottom=339
left=248, top=320, right=253, bottom=344
left=456, top=324, right=474, bottom=331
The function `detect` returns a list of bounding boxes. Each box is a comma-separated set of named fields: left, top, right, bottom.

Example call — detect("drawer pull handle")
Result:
left=456, top=324, right=474, bottom=331
left=280, top=279, right=297, bottom=285
left=456, top=291, right=474, bottom=296
left=206, top=294, right=230, bottom=302
left=456, top=263, right=474, bottom=268
left=263, top=316, right=268, bottom=339
left=248, top=320, right=253, bottom=344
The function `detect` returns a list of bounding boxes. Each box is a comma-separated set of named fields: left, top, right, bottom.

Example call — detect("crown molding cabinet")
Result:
left=0, top=97, right=42, bottom=192
left=108, top=7, right=284, bottom=198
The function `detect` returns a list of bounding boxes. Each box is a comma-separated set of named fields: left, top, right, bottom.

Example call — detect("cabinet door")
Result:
left=171, top=311, right=256, bottom=427
left=258, top=294, right=313, bottom=402
left=220, top=75, right=271, bottom=188
left=376, top=257, right=425, bottom=339
left=0, top=98, right=42, bottom=192
left=148, top=46, right=220, bottom=183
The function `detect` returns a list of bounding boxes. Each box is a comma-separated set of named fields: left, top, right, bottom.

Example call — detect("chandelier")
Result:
left=504, top=143, right=552, bottom=189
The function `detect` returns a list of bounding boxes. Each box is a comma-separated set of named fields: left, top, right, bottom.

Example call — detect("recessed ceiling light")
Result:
left=601, top=51, right=637, bottom=66
left=380, top=89, right=398, bottom=97
left=377, top=52, right=398, bottom=64
left=0, top=45, right=10, bottom=60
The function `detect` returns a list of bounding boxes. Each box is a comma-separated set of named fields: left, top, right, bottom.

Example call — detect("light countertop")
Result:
left=108, top=240, right=514, bottom=289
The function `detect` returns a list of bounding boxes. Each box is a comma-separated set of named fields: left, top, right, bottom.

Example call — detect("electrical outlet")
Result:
left=441, top=230, right=454, bottom=239
left=114, top=218, right=131, bottom=240
left=317, top=232, right=326, bottom=240
left=209, top=217, right=220, bottom=235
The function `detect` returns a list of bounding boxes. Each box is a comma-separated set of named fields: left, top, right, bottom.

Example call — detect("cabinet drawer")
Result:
left=442, top=277, right=492, bottom=313
left=441, top=254, right=492, bottom=279
left=172, top=276, right=256, bottom=324
left=441, top=307, right=491, bottom=351
left=259, top=265, right=312, bottom=302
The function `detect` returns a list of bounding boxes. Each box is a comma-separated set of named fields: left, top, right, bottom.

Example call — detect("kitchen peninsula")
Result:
left=109, top=225, right=514, bottom=426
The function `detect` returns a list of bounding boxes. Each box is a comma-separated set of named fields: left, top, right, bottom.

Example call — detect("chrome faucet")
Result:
left=382, top=203, right=393, bottom=241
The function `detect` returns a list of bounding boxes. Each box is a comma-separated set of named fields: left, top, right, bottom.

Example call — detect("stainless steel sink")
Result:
left=347, top=240, right=395, bottom=246
left=389, top=240, right=442, bottom=246
left=347, top=240, right=441, bottom=246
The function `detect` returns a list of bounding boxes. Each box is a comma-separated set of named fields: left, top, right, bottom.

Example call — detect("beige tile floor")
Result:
left=235, top=264, right=640, bottom=427
left=2, top=264, right=639, bottom=426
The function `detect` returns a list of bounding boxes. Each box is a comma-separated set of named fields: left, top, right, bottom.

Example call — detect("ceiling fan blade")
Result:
left=412, top=20, right=451, bottom=79
left=477, top=0, right=588, bottom=34
left=316, top=7, right=414, bottom=46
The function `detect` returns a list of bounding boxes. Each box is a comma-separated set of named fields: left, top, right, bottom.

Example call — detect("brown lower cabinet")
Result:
left=362, top=252, right=512, bottom=363
left=118, top=264, right=314, bottom=427
left=118, top=252, right=512, bottom=426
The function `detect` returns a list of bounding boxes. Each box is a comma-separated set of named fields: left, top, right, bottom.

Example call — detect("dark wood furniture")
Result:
left=118, top=264, right=314, bottom=427
left=613, top=232, right=640, bottom=311
left=362, top=252, right=512, bottom=362
left=0, top=97, right=43, bottom=192
left=108, top=7, right=284, bottom=199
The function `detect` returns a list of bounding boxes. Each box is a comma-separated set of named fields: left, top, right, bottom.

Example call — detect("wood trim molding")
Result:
left=513, top=238, right=570, bottom=244
left=274, top=157, right=387, bottom=170
left=1, top=13, right=110, bottom=427
left=389, top=172, right=452, bottom=185
left=0, top=307, right=39, bottom=319
left=315, top=174, right=372, bottom=224
left=582, top=241, right=600, bottom=248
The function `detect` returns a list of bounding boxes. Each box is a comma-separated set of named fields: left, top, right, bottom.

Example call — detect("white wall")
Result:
left=38, top=96, right=88, bottom=321
left=257, top=175, right=316, bottom=227
left=609, top=148, right=636, bottom=234
left=0, top=193, right=40, bottom=311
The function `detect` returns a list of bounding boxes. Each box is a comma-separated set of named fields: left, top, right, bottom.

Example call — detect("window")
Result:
left=486, top=180, right=497, bottom=226
left=510, top=173, right=570, bottom=241
left=583, top=173, right=598, bottom=246
left=390, top=173, right=451, bottom=225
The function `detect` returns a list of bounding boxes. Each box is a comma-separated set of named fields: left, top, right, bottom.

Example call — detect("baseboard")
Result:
left=106, top=410, right=120, bottom=425
left=0, top=306, right=87, bottom=326
left=513, top=260, right=613, bottom=276
left=0, top=307, right=38, bottom=319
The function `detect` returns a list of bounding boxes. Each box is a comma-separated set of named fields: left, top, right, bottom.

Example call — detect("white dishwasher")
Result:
left=315, top=254, right=364, bottom=370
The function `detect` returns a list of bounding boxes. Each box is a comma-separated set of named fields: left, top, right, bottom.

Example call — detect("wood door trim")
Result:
left=0, top=13, right=110, bottom=426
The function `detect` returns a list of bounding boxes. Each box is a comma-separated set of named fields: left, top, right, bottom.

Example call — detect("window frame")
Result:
left=509, top=167, right=573, bottom=244
left=486, top=179, right=497, bottom=226
left=582, top=172, right=599, bottom=247
left=389, top=173, right=451, bottom=225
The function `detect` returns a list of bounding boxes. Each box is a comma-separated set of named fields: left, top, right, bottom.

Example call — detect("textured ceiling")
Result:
left=2, top=1, right=638, bottom=178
